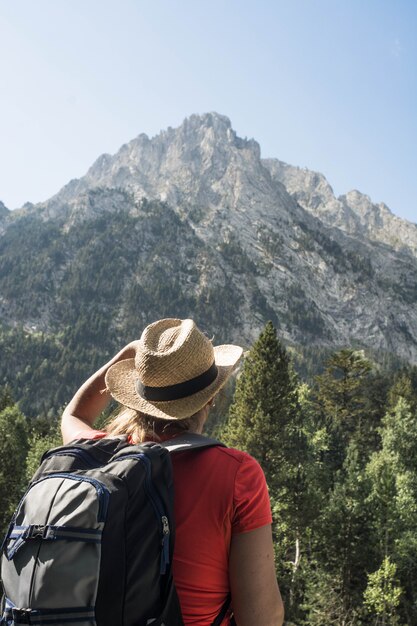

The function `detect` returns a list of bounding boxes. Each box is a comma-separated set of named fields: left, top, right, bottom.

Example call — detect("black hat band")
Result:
left=135, top=362, right=218, bottom=402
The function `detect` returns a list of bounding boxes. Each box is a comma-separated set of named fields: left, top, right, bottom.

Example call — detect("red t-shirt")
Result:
left=72, top=429, right=272, bottom=625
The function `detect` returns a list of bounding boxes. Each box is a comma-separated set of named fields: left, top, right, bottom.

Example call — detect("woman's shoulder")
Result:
left=193, top=444, right=266, bottom=481
left=213, top=445, right=260, bottom=466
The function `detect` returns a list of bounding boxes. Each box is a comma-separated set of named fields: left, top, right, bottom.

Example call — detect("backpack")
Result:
left=1, top=433, right=231, bottom=626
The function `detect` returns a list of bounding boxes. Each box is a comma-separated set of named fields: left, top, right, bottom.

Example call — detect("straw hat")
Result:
left=105, top=318, right=243, bottom=420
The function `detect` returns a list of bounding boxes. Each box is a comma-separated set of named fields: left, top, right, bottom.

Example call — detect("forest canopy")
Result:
left=1, top=323, right=417, bottom=624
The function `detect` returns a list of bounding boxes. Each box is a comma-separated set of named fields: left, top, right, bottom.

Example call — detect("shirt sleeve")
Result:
left=232, top=453, right=273, bottom=534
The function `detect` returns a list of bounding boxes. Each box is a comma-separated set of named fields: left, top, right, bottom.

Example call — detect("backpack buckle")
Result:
left=12, top=607, right=32, bottom=623
left=26, top=525, right=48, bottom=539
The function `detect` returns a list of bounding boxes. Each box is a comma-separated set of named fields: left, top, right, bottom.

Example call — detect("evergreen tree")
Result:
left=363, top=557, right=403, bottom=625
left=304, top=349, right=382, bottom=622
left=301, top=568, right=357, bottom=626
left=316, top=440, right=376, bottom=622
left=221, top=321, right=311, bottom=620
left=314, top=349, right=377, bottom=473
left=0, top=404, right=30, bottom=533
left=222, top=321, right=299, bottom=470
left=0, top=384, right=14, bottom=412
left=366, top=398, right=417, bottom=623
left=25, top=420, right=62, bottom=480
left=387, top=370, right=417, bottom=413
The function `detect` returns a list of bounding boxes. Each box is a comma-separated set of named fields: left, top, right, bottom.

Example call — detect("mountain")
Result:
left=0, top=201, right=9, bottom=221
left=0, top=112, right=416, bottom=415
left=264, top=159, right=417, bottom=256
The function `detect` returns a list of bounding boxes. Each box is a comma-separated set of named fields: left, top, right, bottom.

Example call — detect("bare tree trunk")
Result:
left=289, top=535, right=301, bottom=608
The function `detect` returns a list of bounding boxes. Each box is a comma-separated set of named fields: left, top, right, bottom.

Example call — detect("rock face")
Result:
left=264, top=159, right=417, bottom=257
left=0, top=201, right=9, bottom=219
left=1, top=112, right=417, bottom=365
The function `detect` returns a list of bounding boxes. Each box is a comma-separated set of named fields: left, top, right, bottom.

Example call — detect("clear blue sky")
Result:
left=1, top=0, right=416, bottom=223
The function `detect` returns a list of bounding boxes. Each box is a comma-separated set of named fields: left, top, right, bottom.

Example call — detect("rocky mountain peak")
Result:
left=8, top=114, right=415, bottom=261
left=43, top=113, right=265, bottom=214
left=0, top=201, right=9, bottom=218
left=1, top=113, right=417, bottom=369
left=263, top=159, right=337, bottom=209
left=339, top=191, right=417, bottom=253
left=181, top=111, right=232, bottom=135
left=86, top=153, right=113, bottom=179
left=263, top=159, right=417, bottom=257
left=340, top=189, right=380, bottom=217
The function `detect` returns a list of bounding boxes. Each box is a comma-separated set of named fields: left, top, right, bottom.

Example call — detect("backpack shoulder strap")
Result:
left=160, top=432, right=225, bottom=453
left=161, top=433, right=231, bottom=625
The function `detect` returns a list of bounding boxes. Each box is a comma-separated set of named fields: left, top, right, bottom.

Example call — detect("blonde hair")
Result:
left=105, top=406, right=205, bottom=443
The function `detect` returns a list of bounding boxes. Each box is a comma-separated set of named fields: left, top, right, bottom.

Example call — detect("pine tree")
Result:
left=222, top=321, right=299, bottom=469
left=304, top=349, right=383, bottom=622
left=314, top=349, right=376, bottom=472
left=221, top=321, right=310, bottom=620
left=363, top=557, right=403, bottom=625
left=387, top=370, right=417, bottom=413
left=317, top=439, right=376, bottom=621
left=366, top=398, right=417, bottom=622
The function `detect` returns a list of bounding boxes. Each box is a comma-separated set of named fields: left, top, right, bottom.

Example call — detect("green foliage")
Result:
left=0, top=404, right=30, bottom=533
left=300, top=568, right=359, bottom=626
left=222, top=322, right=312, bottom=621
left=0, top=192, right=412, bottom=424
left=222, top=321, right=299, bottom=473
left=221, top=339, right=417, bottom=624
left=366, top=399, right=417, bottom=622
left=314, top=441, right=376, bottom=620
left=314, top=349, right=378, bottom=471
left=0, top=215, right=64, bottom=319
left=285, top=283, right=326, bottom=337
left=0, top=384, right=14, bottom=412
left=300, top=350, right=388, bottom=621
left=0, top=325, right=66, bottom=418
left=0, top=197, right=258, bottom=416
left=0, top=399, right=62, bottom=535
left=1, top=318, right=417, bottom=623
left=387, top=371, right=417, bottom=413
left=25, top=421, right=62, bottom=481
left=363, top=557, right=403, bottom=624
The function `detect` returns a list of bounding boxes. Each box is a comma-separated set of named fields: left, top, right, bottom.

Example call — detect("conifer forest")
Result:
left=1, top=322, right=417, bottom=624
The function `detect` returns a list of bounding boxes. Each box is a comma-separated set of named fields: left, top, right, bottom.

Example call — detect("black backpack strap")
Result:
left=211, top=593, right=232, bottom=626
left=162, top=433, right=231, bottom=625
left=160, top=432, right=225, bottom=453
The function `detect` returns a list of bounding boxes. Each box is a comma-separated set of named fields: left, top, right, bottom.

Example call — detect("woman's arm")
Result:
left=61, top=342, right=138, bottom=444
left=229, top=525, right=284, bottom=626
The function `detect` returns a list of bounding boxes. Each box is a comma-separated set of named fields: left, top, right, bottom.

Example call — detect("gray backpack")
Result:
left=1, top=433, right=231, bottom=626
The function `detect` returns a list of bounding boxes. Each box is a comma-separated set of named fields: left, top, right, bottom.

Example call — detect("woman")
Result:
left=62, top=318, right=284, bottom=626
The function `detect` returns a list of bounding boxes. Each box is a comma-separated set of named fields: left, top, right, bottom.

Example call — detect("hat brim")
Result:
left=105, top=344, right=243, bottom=420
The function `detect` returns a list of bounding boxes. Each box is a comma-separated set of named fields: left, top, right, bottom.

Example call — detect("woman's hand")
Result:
left=61, top=341, right=139, bottom=444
